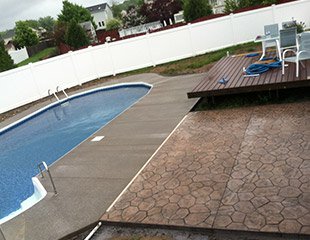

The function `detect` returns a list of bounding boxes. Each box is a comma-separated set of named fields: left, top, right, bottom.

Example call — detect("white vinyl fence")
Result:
left=1, top=0, right=310, bottom=114
left=8, top=47, right=29, bottom=64
left=118, top=21, right=163, bottom=37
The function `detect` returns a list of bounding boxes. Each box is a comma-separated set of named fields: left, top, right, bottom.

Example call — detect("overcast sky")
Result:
left=0, top=0, right=123, bottom=31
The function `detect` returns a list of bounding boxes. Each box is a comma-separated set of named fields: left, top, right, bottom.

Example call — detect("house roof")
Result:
left=79, top=21, right=93, bottom=30
left=86, top=3, right=108, bottom=13
left=2, top=29, right=15, bottom=40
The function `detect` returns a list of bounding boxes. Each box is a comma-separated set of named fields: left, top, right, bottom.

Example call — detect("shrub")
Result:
left=65, top=21, right=90, bottom=49
left=183, top=0, right=213, bottom=22
left=106, top=18, right=122, bottom=31
left=0, top=39, right=15, bottom=72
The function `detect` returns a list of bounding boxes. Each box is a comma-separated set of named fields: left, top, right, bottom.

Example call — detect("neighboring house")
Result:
left=2, top=29, right=17, bottom=52
left=86, top=3, right=113, bottom=30
left=2, top=29, right=15, bottom=46
left=5, top=40, right=16, bottom=52
left=30, top=27, right=47, bottom=40
left=79, top=21, right=97, bottom=43
left=209, top=0, right=225, bottom=14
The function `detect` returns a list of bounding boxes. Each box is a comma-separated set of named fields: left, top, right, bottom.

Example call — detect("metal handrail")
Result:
left=56, top=86, right=69, bottom=99
left=48, top=89, right=60, bottom=102
left=37, top=161, right=57, bottom=195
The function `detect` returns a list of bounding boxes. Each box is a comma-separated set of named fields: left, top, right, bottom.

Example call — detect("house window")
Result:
left=102, top=21, right=105, bottom=26
left=98, top=22, right=102, bottom=27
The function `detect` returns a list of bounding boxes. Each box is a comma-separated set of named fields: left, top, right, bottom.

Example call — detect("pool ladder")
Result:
left=48, top=86, right=69, bottom=102
left=37, top=161, right=57, bottom=195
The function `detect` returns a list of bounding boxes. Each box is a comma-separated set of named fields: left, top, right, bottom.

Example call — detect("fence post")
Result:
left=105, top=42, right=116, bottom=76
left=69, top=51, right=81, bottom=86
left=187, top=23, right=195, bottom=57
left=29, top=63, right=42, bottom=97
left=146, top=32, right=156, bottom=67
left=271, top=4, right=276, bottom=23
left=88, top=46, right=101, bottom=79
left=229, top=13, right=236, bottom=45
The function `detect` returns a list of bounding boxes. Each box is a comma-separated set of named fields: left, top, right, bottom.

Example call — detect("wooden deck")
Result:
left=187, top=54, right=310, bottom=98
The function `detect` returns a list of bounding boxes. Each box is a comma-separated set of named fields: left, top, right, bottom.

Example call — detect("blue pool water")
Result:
left=0, top=84, right=150, bottom=219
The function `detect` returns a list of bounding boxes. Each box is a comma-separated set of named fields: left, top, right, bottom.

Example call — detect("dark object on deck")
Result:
left=218, top=77, right=229, bottom=85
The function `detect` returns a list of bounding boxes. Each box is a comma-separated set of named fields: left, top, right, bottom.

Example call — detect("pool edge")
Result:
left=0, top=82, right=153, bottom=224
left=0, top=177, right=47, bottom=225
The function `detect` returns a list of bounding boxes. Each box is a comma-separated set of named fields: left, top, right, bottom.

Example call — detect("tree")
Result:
left=23, top=20, right=40, bottom=29
left=0, top=39, right=15, bottom=72
left=58, top=0, right=96, bottom=29
left=65, top=21, right=90, bottom=49
left=38, top=16, right=56, bottom=32
left=224, top=0, right=239, bottom=13
left=122, top=6, right=146, bottom=28
left=106, top=18, right=122, bottom=31
left=140, top=0, right=182, bottom=23
left=183, top=0, right=213, bottom=22
left=14, top=21, right=39, bottom=47
left=111, top=1, right=123, bottom=19
left=54, top=21, right=68, bottom=45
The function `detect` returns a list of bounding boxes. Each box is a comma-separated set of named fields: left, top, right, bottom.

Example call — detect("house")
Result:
left=79, top=21, right=97, bottom=43
left=1, top=29, right=17, bottom=52
left=2, top=29, right=15, bottom=46
left=30, top=27, right=47, bottom=40
left=86, top=3, right=113, bottom=30
left=5, top=40, right=16, bottom=52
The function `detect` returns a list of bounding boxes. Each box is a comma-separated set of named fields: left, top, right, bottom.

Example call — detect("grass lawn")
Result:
left=120, top=42, right=261, bottom=76
left=17, top=47, right=58, bottom=67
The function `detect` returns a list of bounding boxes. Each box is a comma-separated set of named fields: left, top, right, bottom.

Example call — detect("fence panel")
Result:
left=71, top=48, right=98, bottom=84
left=274, top=0, right=310, bottom=27
left=110, top=37, right=152, bottom=74
left=31, top=55, right=78, bottom=95
left=0, top=67, right=40, bottom=113
left=149, top=27, right=192, bottom=65
left=191, top=17, right=234, bottom=54
left=90, top=44, right=115, bottom=77
left=8, top=48, right=29, bottom=64
left=233, top=8, right=274, bottom=44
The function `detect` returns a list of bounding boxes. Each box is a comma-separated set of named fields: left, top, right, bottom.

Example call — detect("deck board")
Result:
left=187, top=54, right=310, bottom=98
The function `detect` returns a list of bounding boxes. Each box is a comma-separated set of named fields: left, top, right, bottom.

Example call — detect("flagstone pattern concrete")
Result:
left=102, top=102, right=310, bottom=235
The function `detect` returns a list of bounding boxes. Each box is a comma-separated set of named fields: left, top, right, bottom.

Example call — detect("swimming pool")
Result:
left=0, top=83, right=151, bottom=222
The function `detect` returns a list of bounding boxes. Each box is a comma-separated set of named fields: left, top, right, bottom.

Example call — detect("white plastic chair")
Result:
left=282, top=32, right=310, bottom=77
left=260, top=24, right=279, bottom=59
left=278, top=27, right=297, bottom=63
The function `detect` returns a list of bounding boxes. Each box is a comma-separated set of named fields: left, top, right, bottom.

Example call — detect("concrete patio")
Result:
left=0, top=73, right=202, bottom=240
left=102, top=101, right=310, bottom=235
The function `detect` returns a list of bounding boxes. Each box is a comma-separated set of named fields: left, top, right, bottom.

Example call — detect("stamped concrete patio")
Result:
left=102, top=102, right=310, bottom=235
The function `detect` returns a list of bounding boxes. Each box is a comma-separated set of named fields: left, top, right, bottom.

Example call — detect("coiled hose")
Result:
left=245, top=57, right=282, bottom=75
